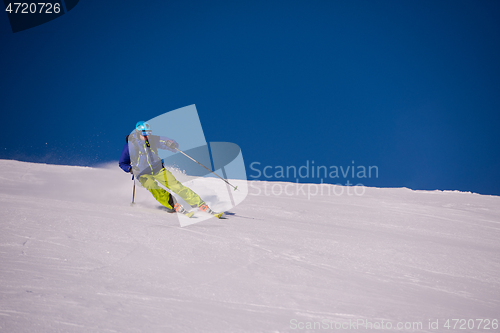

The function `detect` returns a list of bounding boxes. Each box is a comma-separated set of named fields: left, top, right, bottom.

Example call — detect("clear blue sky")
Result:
left=1, top=0, right=499, bottom=195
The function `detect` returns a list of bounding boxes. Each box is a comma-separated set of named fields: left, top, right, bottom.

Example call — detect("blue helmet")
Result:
left=136, top=121, right=152, bottom=136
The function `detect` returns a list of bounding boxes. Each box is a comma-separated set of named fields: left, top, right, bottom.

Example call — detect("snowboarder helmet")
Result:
left=136, top=121, right=152, bottom=136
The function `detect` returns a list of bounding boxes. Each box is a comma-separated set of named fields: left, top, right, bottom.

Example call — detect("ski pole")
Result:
left=175, top=147, right=238, bottom=191
left=131, top=174, right=136, bottom=204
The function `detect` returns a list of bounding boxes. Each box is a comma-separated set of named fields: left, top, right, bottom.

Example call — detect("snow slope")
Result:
left=0, top=160, right=499, bottom=332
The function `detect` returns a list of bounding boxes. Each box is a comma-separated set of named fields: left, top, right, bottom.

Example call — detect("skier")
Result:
left=119, top=121, right=222, bottom=218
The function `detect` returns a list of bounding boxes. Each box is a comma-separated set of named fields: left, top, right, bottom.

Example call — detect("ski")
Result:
left=198, top=203, right=225, bottom=219
left=213, top=212, right=225, bottom=219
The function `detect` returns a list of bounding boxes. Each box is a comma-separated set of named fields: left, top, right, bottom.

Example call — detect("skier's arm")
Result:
left=157, top=136, right=179, bottom=152
left=118, top=144, right=133, bottom=173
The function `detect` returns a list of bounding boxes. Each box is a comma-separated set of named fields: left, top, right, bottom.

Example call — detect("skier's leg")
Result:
left=153, top=168, right=204, bottom=207
left=138, top=175, right=175, bottom=210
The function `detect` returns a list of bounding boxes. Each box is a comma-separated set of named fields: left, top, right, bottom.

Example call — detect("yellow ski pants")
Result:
left=138, top=168, right=203, bottom=210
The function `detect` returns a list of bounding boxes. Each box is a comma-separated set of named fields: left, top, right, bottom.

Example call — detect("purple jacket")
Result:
left=119, top=132, right=178, bottom=177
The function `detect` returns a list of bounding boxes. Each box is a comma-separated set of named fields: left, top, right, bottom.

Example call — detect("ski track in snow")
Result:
left=0, top=159, right=499, bottom=332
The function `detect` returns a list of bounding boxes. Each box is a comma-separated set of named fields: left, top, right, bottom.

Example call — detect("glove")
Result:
left=166, top=140, right=178, bottom=150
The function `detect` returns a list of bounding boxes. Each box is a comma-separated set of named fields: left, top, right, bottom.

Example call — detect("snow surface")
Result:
left=0, top=159, right=499, bottom=332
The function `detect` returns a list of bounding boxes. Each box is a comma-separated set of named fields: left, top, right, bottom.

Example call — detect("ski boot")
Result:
left=198, top=202, right=224, bottom=219
left=174, top=203, right=194, bottom=218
